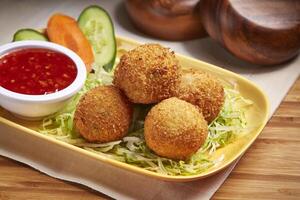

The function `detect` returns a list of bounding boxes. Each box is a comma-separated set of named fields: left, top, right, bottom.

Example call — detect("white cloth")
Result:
left=0, top=0, right=299, bottom=199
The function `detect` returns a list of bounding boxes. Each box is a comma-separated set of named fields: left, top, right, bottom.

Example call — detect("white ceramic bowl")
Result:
left=0, top=41, right=87, bottom=120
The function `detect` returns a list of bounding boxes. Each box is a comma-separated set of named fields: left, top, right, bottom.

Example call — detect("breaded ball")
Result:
left=113, top=44, right=180, bottom=104
left=74, top=85, right=133, bottom=143
left=144, top=97, right=208, bottom=160
left=175, top=68, right=225, bottom=123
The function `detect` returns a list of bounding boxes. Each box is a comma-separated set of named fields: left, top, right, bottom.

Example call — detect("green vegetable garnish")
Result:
left=78, top=5, right=117, bottom=72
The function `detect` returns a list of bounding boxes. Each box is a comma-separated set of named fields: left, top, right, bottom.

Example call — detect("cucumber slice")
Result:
left=13, top=29, right=48, bottom=42
left=78, top=5, right=116, bottom=72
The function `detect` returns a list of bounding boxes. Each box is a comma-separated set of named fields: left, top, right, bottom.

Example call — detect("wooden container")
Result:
left=199, top=0, right=300, bottom=65
left=125, top=0, right=206, bottom=41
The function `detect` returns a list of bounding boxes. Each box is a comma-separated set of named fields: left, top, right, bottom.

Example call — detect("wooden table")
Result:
left=0, top=77, right=299, bottom=200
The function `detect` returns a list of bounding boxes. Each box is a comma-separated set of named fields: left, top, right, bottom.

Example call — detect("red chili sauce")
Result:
left=0, top=48, right=77, bottom=95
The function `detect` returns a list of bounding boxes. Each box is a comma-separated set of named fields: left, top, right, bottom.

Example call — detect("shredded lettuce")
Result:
left=39, top=73, right=252, bottom=176
left=38, top=53, right=253, bottom=176
left=201, top=88, right=253, bottom=155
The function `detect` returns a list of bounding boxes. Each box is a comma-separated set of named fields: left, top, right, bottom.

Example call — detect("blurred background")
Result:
left=0, top=0, right=299, bottom=110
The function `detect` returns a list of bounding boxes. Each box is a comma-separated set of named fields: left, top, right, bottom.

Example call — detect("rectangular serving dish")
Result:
left=0, top=36, right=269, bottom=182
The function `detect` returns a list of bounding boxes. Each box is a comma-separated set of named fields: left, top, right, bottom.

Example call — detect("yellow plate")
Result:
left=0, top=36, right=269, bottom=182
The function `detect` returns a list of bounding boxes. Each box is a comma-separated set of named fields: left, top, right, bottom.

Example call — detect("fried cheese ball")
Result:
left=74, top=85, right=133, bottom=143
left=144, top=97, right=208, bottom=160
left=113, top=44, right=180, bottom=104
left=175, top=68, right=225, bottom=123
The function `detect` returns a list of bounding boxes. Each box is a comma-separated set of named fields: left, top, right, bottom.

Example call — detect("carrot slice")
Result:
left=47, top=13, right=94, bottom=72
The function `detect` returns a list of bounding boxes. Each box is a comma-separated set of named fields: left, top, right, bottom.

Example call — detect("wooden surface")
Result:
left=0, top=76, right=299, bottom=200
left=199, top=0, right=300, bottom=65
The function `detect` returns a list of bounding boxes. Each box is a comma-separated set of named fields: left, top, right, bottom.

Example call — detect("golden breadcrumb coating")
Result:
left=175, top=68, right=224, bottom=123
left=144, top=97, right=208, bottom=160
left=113, top=44, right=180, bottom=104
left=74, top=85, right=133, bottom=142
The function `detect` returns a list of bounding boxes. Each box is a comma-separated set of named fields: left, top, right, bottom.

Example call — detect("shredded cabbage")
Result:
left=39, top=56, right=253, bottom=176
